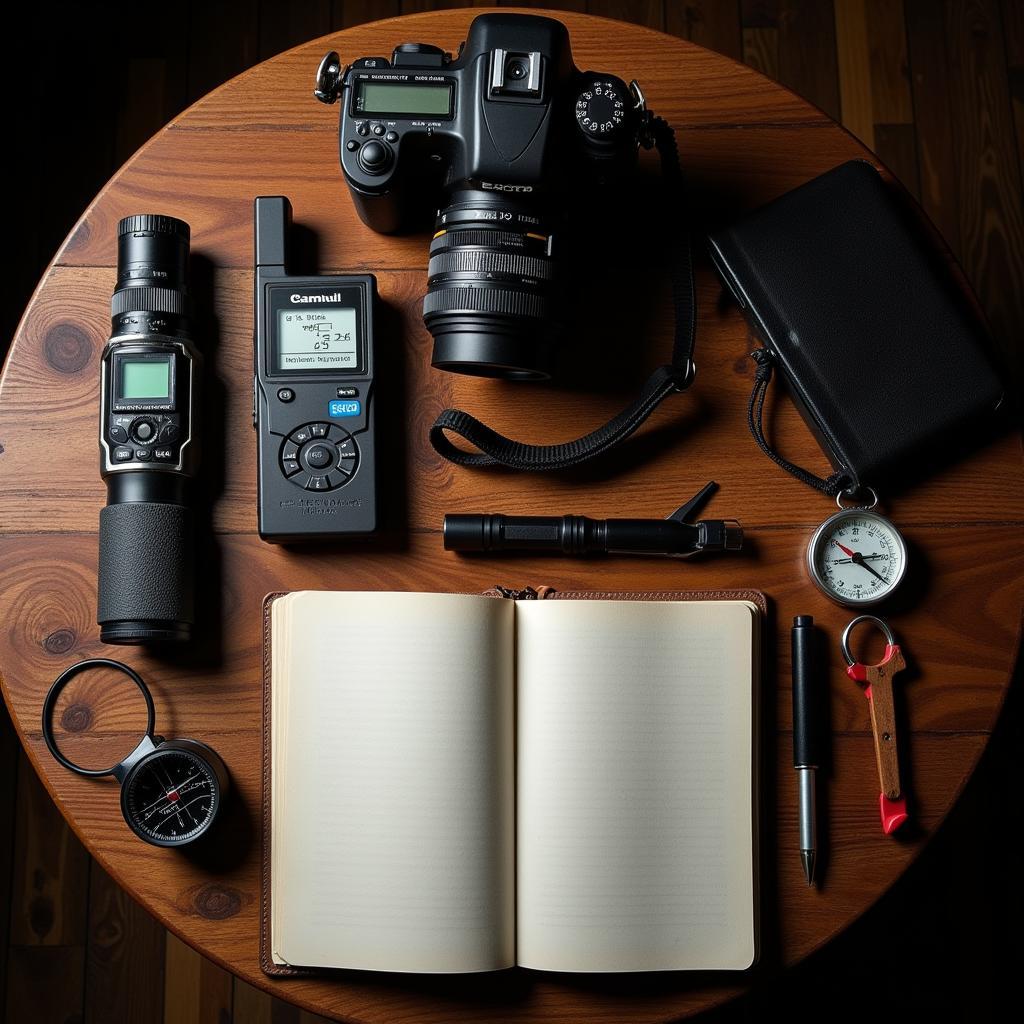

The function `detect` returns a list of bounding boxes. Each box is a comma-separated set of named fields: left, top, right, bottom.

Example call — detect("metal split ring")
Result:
left=841, top=615, right=897, bottom=667
left=836, top=486, right=879, bottom=511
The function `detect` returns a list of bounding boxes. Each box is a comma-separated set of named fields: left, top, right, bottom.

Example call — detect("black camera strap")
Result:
left=428, top=116, right=695, bottom=471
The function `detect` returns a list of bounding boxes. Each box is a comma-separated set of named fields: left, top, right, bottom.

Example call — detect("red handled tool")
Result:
left=841, top=616, right=909, bottom=835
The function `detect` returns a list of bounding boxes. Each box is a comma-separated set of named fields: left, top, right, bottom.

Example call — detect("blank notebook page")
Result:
left=271, top=591, right=515, bottom=973
left=515, top=599, right=757, bottom=972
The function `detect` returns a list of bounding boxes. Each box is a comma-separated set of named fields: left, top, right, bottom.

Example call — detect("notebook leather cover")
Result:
left=259, top=587, right=767, bottom=977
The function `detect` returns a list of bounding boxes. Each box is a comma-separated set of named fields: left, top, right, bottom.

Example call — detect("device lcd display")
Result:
left=121, top=359, right=171, bottom=399
left=276, top=308, right=359, bottom=371
left=355, top=80, right=452, bottom=116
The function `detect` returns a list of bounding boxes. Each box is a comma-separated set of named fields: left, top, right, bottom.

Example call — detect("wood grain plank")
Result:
left=2, top=258, right=1019, bottom=537
left=4, top=945, right=85, bottom=1024
left=1, top=9, right=1021, bottom=1023
left=113, top=12, right=830, bottom=135
left=777, top=0, right=841, bottom=119
left=1004, top=0, right=1024, bottom=173
left=114, top=59, right=180, bottom=168
left=905, top=0, right=962, bottom=254
left=187, top=0, right=260, bottom=104
left=742, top=26, right=778, bottom=79
left=499, top=0, right=587, bottom=12
left=1, top=524, right=1020, bottom=743
left=164, top=931, right=233, bottom=1024
left=2, top=697, right=996, bottom=1023
left=665, top=0, right=743, bottom=60
left=232, top=978, right=272, bottom=1024
left=587, top=0, right=665, bottom=30
left=866, top=0, right=913, bottom=123
left=741, top=0, right=779, bottom=79
left=834, top=0, right=875, bottom=147
left=873, top=121, right=920, bottom=197
left=0, top=705, right=17, bottom=1012
left=111, top=9, right=191, bottom=167
left=52, top=120, right=851, bottom=274
left=333, top=0, right=401, bottom=28
left=944, top=0, right=1024, bottom=390
left=258, top=0, right=333, bottom=61
left=84, top=860, right=165, bottom=1024
left=8, top=749, right=90, bottom=946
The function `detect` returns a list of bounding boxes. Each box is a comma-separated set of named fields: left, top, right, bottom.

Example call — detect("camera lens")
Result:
left=506, top=58, right=528, bottom=81
left=424, top=187, right=558, bottom=380
left=113, top=214, right=191, bottom=321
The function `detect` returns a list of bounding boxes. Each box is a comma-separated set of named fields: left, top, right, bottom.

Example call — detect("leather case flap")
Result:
left=708, top=160, right=1003, bottom=488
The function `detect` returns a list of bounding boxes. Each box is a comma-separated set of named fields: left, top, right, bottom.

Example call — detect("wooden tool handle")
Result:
left=865, top=670, right=901, bottom=798
left=860, top=647, right=906, bottom=799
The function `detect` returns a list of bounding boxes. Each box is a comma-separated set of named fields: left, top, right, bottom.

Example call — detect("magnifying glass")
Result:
left=42, top=659, right=229, bottom=848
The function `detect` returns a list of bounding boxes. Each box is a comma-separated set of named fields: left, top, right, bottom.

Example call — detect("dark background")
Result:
left=1, top=2, right=1022, bottom=1022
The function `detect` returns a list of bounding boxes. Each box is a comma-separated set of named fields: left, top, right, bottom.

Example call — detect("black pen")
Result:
left=791, top=615, right=821, bottom=886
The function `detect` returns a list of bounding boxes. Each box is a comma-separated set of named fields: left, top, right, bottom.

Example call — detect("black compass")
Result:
left=42, top=659, right=229, bottom=849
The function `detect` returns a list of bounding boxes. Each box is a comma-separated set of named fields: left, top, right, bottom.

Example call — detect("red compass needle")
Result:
left=836, top=542, right=856, bottom=557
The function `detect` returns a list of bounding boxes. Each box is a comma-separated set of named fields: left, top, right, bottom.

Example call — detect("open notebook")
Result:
left=262, top=589, right=762, bottom=975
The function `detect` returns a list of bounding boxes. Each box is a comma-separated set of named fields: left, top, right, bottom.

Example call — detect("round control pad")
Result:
left=131, top=417, right=157, bottom=443
left=304, top=443, right=334, bottom=470
left=279, top=423, right=359, bottom=491
left=357, top=140, right=392, bottom=175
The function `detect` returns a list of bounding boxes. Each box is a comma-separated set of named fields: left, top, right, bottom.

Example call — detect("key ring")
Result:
left=841, top=614, right=896, bottom=667
left=840, top=616, right=909, bottom=835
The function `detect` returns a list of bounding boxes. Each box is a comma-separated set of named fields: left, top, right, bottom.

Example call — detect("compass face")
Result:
left=121, top=747, right=221, bottom=847
left=807, top=510, right=907, bottom=607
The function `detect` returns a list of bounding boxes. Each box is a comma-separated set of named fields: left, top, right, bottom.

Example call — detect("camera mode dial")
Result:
left=574, top=79, right=629, bottom=141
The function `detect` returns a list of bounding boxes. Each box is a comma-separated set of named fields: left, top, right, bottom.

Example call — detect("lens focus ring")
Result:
left=423, top=285, right=550, bottom=319
left=118, top=214, right=190, bottom=240
left=111, top=286, right=190, bottom=317
left=428, top=249, right=555, bottom=282
left=424, top=187, right=558, bottom=378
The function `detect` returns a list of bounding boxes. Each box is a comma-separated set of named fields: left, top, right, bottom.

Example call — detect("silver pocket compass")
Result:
left=806, top=488, right=908, bottom=607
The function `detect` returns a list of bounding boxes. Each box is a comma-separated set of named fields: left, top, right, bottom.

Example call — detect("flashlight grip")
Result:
left=98, top=501, right=194, bottom=643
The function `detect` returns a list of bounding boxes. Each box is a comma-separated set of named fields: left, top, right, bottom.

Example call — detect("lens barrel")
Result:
left=424, top=187, right=558, bottom=380
left=99, top=213, right=197, bottom=646
left=113, top=214, right=192, bottom=321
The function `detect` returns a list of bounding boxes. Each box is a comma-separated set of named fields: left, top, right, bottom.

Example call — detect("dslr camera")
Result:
left=315, top=13, right=653, bottom=379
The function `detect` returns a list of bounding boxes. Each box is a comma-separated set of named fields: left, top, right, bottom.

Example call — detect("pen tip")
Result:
left=801, top=850, right=816, bottom=886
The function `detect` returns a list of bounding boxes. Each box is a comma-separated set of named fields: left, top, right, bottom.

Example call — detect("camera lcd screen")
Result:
left=276, top=308, right=359, bottom=371
left=121, top=359, right=170, bottom=399
left=355, top=81, right=453, bottom=116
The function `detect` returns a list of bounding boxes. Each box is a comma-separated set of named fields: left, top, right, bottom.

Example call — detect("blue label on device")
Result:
left=329, top=399, right=361, bottom=417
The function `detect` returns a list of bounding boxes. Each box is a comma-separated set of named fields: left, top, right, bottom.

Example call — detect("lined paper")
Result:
left=271, top=591, right=515, bottom=973
left=515, top=599, right=756, bottom=971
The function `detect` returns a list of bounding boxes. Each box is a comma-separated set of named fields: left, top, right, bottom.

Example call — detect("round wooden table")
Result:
left=1, top=8, right=1021, bottom=1022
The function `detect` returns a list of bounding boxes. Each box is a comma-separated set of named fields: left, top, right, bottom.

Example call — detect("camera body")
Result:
left=320, top=14, right=644, bottom=233
left=316, top=14, right=650, bottom=378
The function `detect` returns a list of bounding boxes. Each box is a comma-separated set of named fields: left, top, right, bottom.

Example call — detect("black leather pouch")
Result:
left=708, top=160, right=1003, bottom=494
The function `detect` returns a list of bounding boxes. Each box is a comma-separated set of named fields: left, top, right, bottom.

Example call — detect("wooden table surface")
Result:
left=1, top=8, right=1021, bottom=1023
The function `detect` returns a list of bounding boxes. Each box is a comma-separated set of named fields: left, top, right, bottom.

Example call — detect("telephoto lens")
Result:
left=424, top=186, right=559, bottom=379
left=97, top=215, right=201, bottom=644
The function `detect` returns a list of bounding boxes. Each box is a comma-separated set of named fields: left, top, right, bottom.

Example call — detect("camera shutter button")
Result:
left=358, top=140, right=392, bottom=175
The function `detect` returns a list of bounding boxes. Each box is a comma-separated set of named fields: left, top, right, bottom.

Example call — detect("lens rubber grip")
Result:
left=98, top=502, right=194, bottom=642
